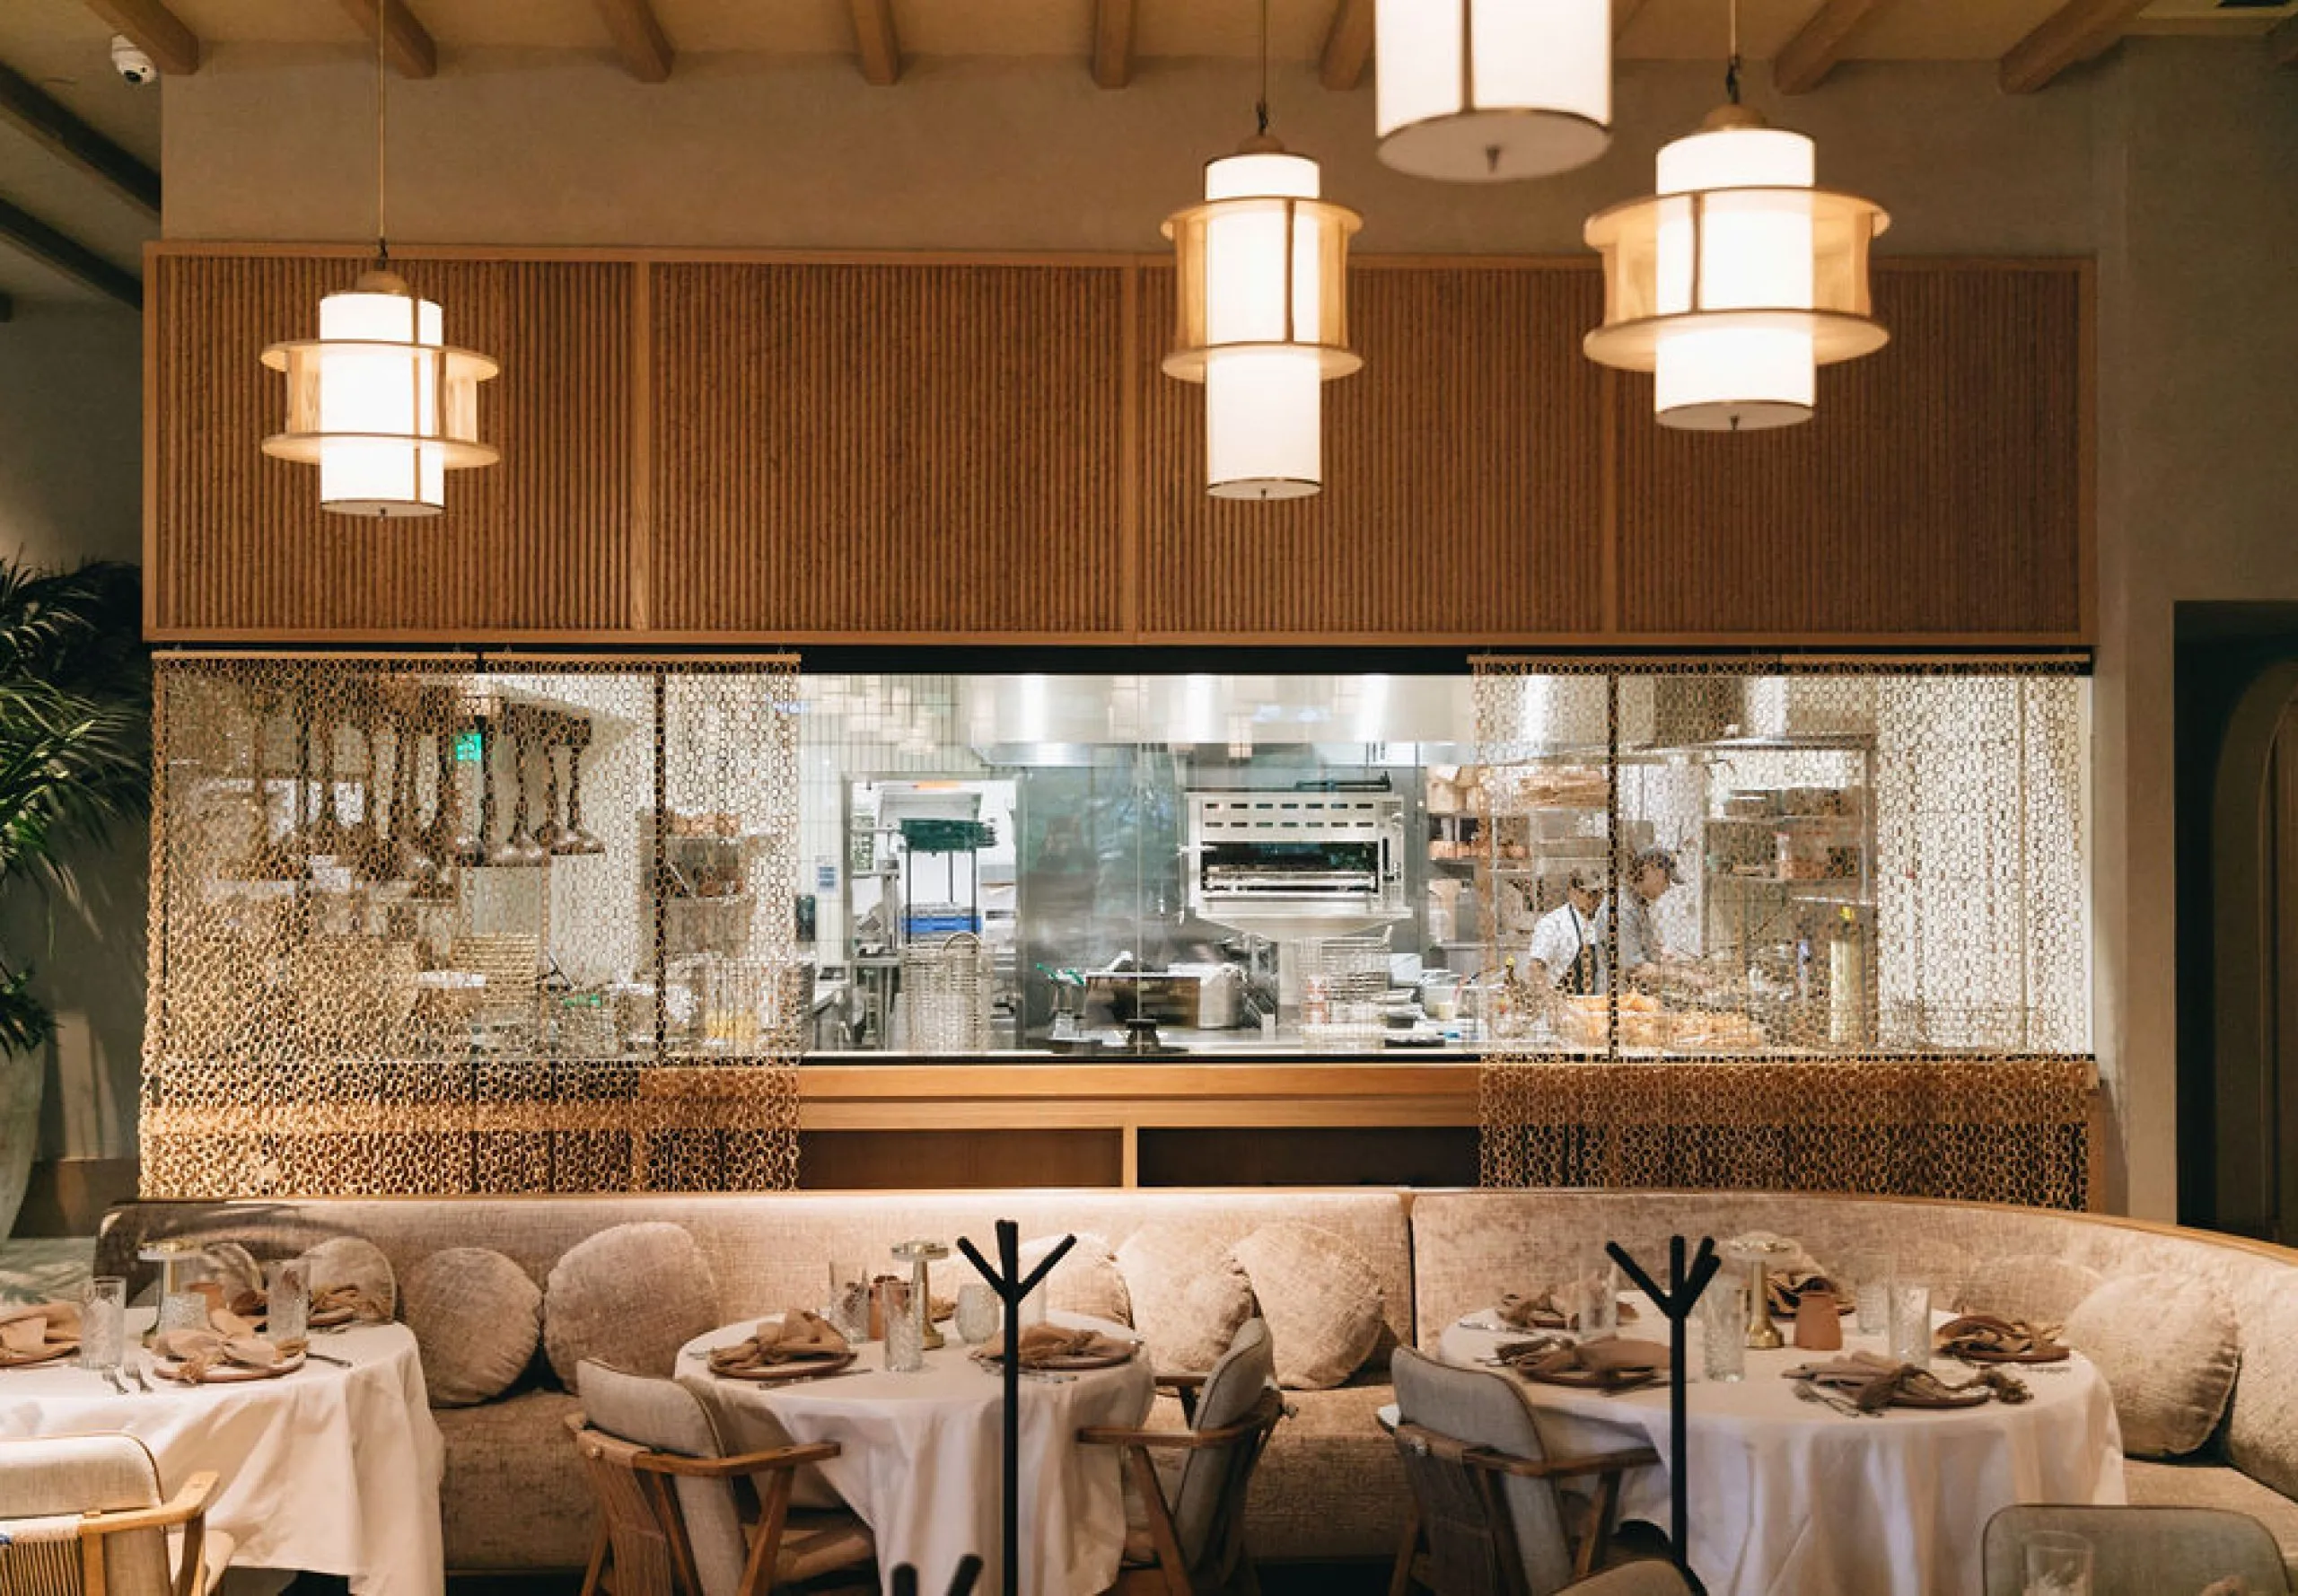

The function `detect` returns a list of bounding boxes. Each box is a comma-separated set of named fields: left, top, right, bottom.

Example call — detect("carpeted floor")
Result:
left=0, top=1235, right=93, bottom=1304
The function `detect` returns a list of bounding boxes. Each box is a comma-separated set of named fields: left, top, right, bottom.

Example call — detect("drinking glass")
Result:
left=955, top=1282, right=1000, bottom=1346
left=80, top=1276, right=126, bottom=1374
left=2022, top=1530, right=2092, bottom=1596
left=1699, top=1274, right=1747, bottom=1382
left=157, top=1291, right=210, bottom=1337
left=881, top=1281, right=924, bottom=1372
left=1016, top=1281, right=1048, bottom=1332
left=825, top=1260, right=868, bottom=1343
left=1577, top=1258, right=1619, bottom=1340
left=266, top=1258, right=310, bottom=1350
left=1887, top=1281, right=1933, bottom=1366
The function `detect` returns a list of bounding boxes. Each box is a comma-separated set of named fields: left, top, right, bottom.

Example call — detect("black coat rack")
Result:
left=1605, top=1233, right=1721, bottom=1596
left=957, top=1220, right=1077, bottom=1596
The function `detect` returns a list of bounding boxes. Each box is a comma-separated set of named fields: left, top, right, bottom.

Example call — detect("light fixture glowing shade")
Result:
left=1374, top=0, right=1611, bottom=181
left=261, top=270, right=500, bottom=518
left=1163, top=145, right=1363, bottom=499
left=1583, top=105, right=1889, bottom=432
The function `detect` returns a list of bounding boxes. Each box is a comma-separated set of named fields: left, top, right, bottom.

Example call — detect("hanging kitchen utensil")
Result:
left=535, top=719, right=572, bottom=855
left=248, top=688, right=304, bottom=881
left=302, top=706, right=356, bottom=860
left=394, top=706, right=442, bottom=888
left=352, top=704, right=398, bottom=882
left=489, top=707, right=548, bottom=868
left=559, top=719, right=605, bottom=856
left=443, top=697, right=487, bottom=870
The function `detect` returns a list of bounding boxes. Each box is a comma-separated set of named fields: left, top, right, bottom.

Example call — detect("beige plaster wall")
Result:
left=143, top=38, right=2298, bottom=1220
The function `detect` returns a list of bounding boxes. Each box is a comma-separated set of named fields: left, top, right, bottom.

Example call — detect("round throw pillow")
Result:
left=2065, top=1272, right=2241, bottom=1458
left=933, top=1232, right=1134, bottom=1328
left=1953, top=1253, right=2102, bottom=1328
left=1231, top=1221, right=1387, bottom=1390
left=402, top=1247, right=542, bottom=1407
left=1115, top=1222, right=1255, bottom=1375
left=543, top=1223, right=720, bottom=1389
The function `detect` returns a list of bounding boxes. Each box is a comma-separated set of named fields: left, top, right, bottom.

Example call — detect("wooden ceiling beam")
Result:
left=1999, top=0, right=2151, bottom=93
left=849, top=0, right=902, bottom=86
left=0, top=57, right=161, bottom=215
left=1092, top=0, right=1136, bottom=89
left=1774, top=0, right=1888, bottom=94
left=80, top=0, right=199, bottom=75
left=2267, top=12, right=2298, bottom=70
left=1319, top=0, right=1373, bottom=91
left=337, top=0, right=438, bottom=81
left=0, top=195, right=139, bottom=309
left=592, top=0, right=672, bottom=83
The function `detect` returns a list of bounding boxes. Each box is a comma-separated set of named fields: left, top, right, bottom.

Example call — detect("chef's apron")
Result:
left=1559, top=907, right=1600, bottom=995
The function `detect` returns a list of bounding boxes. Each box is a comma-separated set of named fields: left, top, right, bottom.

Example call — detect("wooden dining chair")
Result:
left=568, top=1359, right=876, bottom=1596
left=1386, top=1347, right=1663, bottom=1596
left=1079, top=1317, right=1286, bottom=1596
left=1556, top=1565, right=1693, bottom=1596
left=0, top=1433, right=232, bottom=1596
left=1981, top=1504, right=2294, bottom=1596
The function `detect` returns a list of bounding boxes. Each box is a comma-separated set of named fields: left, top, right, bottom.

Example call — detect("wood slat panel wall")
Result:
left=1135, top=261, right=1609, bottom=642
left=149, top=254, right=634, bottom=638
left=1613, top=263, right=2087, bottom=640
left=647, top=262, right=1130, bottom=639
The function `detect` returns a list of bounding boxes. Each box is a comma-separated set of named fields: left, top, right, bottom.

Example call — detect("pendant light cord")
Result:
left=374, top=0, right=390, bottom=265
left=1724, top=0, right=1742, bottom=104
left=1254, top=0, right=1270, bottom=137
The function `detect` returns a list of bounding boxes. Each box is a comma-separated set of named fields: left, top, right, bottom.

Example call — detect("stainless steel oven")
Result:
left=1184, top=790, right=1407, bottom=929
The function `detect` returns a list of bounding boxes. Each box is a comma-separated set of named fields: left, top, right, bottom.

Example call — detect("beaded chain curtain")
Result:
left=1470, top=656, right=2093, bottom=1208
left=139, top=653, right=803, bottom=1197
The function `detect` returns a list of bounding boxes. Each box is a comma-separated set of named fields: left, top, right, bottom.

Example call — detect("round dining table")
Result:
left=1437, top=1302, right=2126, bottom=1596
left=676, top=1311, right=1153, bottom=1596
left=0, top=1310, right=445, bottom=1596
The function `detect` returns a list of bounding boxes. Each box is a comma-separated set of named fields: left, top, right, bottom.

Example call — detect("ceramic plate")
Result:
left=713, top=1350, right=858, bottom=1382
left=153, top=1351, right=306, bottom=1384
left=0, top=1343, right=80, bottom=1370
left=1027, top=1346, right=1136, bottom=1371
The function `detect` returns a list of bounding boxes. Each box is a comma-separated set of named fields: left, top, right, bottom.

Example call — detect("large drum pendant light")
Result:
left=1162, top=2, right=1362, bottom=499
left=1375, top=0, right=1612, bottom=181
left=1581, top=4, right=1887, bottom=432
left=261, top=4, right=497, bottom=517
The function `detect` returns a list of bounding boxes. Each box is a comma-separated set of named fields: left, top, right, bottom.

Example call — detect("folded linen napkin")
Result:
left=1934, top=1312, right=2068, bottom=1362
left=154, top=1326, right=287, bottom=1382
left=1499, top=1283, right=1641, bottom=1333
left=707, top=1310, right=852, bottom=1373
left=310, top=1281, right=390, bottom=1322
left=972, top=1323, right=1132, bottom=1369
left=1765, top=1267, right=1852, bottom=1319
left=1785, top=1350, right=2030, bottom=1410
left=1504, top=1336, right=1671, bottom=1392
left=0, top=1301, right=81, bottom=1357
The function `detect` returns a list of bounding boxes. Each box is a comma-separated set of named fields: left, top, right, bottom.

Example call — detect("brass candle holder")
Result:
left=891, top=1239, right=950, bottom=1352
left=1724, top=1232, right=1797, bottom=1351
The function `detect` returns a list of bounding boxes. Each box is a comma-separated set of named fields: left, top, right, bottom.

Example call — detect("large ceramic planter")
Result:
left=0, top=1044, right=39, bottom=1238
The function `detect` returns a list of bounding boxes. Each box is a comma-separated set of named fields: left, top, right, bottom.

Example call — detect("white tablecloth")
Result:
left=0, top=1312, right=446, bottom=1596
left=1438, top=1304, right=2125, bottom=1596
left=678, top=1313, right=1153, bottom=1596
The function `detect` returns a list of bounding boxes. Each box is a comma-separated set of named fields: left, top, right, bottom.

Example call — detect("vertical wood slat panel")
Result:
left=1614, top=264, right=2085, bottom=638
left=647, top=262, right=1128, bottom=638
left=1136, top=261, right=1609, bottom=641
left=150, top=254, right=632, bottom=637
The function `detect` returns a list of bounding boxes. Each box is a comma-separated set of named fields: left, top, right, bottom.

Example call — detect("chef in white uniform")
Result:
left=1525, top=869, right=1606, bottom=995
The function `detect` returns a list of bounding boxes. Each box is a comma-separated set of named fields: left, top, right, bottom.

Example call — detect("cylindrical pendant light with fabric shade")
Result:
left=1581, top=4, right=1888, bottom=432
left=1375, top=0, right=1612, bottom=181
left=1162, top=1, right=1362, bottom=499
left=261, top=1, right=498, bottom=517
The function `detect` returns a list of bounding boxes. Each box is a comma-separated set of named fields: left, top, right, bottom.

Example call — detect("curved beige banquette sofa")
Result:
left=98, top=1188, right=2298, bottom=1577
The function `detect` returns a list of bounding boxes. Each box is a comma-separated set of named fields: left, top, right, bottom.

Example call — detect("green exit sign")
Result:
left=453, top=730, right=484, bottom=763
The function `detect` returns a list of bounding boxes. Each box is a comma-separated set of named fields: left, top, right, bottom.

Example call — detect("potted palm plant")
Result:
left=0, top=558, right=146, bottom=1239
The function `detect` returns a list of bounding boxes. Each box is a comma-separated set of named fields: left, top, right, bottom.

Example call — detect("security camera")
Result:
left=110, top=35, right=155, bottom=86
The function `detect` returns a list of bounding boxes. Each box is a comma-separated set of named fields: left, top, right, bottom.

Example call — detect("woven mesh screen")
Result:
left=1471, top=657, right=2092, bottom=1207
left=140, top=654, right=802, bottom=1197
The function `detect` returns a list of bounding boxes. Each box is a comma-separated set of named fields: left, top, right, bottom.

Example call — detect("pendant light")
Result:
left=1374, top=0, right=1612, bottom=181
left=1581, top=0, right=1888, bottom=431
left=1162, top=0, right=1362, bottom=499
left=261, top=3, right=498, bottom=517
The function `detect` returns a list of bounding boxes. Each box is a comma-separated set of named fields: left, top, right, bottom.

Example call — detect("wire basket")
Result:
left=1301, top=929, right=1390, bottom=1054
left=901, top=933, right=988, bottom=1054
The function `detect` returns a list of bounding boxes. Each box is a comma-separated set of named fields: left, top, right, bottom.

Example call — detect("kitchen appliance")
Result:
left=1085, top=962, right=1243, bottom=1030
left=1183, top=790, right=1407, bottom=931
